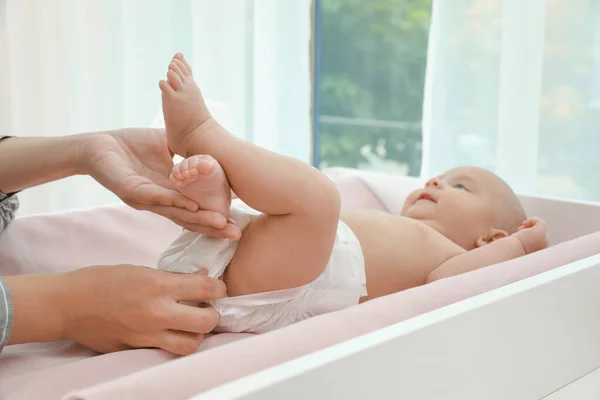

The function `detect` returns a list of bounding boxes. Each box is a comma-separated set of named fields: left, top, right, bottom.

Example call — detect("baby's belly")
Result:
left=341, top=210, right=441, bottom=300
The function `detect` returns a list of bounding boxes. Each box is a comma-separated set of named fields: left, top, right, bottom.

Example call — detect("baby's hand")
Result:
left=511, top=217, right=549, bottom=255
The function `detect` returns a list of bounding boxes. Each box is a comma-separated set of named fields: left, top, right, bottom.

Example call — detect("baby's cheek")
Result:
left=452, top=203, right=481, bottom=224
left=401, top=194, right=416, bottom=211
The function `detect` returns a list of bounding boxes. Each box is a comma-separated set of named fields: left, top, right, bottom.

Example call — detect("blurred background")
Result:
left=1, top=0, right=599, bottom=215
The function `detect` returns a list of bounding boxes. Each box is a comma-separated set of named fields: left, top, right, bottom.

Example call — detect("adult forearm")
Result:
left=4, top=273, right=68, bottom=344
left=0, top=135, right=90, bottom=193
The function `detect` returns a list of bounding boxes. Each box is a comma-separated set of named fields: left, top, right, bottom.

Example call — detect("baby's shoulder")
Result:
left=342, top=210, right=460, bottom=251
left=368, top=213, right=464, bottom=266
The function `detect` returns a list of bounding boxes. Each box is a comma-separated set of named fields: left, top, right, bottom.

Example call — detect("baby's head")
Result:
left=401, top=166, right=526, bottom=250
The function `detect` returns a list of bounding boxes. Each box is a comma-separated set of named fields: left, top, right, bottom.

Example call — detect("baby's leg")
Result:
left=170, top=154, right=231, bottom=219
left=160, top=53, right=340, bottom=296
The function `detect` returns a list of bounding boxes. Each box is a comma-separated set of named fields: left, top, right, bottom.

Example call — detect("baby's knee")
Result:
left=310, top=175, right=341, bottom=223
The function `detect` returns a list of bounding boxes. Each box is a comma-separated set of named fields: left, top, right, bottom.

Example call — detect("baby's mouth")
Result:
left=416, top=192, right=436, bottom=203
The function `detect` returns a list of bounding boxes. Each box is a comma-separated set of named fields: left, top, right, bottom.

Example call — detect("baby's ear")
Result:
left=475, top=228, right=509, bottom=247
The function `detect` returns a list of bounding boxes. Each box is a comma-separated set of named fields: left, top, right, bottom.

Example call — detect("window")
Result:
left=313, top=0, right=433, bottom=177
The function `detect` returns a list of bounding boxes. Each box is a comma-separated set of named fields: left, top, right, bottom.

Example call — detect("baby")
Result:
left=157, top=53, right=550, bottom=333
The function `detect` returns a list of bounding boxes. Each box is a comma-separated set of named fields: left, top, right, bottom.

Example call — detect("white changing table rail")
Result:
left=193, top=254, right=600, bottom=400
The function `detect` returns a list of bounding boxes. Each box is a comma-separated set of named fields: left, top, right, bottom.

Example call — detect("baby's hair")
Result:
left=492, top=174, right=527, bottom=234
left=500, top=199, right=527, bottom=234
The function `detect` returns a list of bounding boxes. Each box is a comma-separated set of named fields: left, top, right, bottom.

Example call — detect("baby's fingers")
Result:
left=520, top=218, right=537, bottom=229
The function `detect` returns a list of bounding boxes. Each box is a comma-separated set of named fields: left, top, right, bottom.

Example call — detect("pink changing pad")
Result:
left=1, top=170, right=599, bottom=400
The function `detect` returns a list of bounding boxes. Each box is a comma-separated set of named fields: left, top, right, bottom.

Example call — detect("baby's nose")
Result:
left=425, top=177, right=443, bottom=188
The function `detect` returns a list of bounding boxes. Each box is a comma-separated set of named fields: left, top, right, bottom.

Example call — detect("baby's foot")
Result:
left=170, top=155, right=232, bottom=219
left=159, top=53, right=214, bottom=157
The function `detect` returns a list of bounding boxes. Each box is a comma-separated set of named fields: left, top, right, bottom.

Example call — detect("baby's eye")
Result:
left=454, top=184, right=467, bottom=191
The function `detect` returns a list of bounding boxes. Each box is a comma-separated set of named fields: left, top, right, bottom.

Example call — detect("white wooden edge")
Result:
left=543, top=365, right=600, bottom=399
left=192, top=253, right=600, bottom=400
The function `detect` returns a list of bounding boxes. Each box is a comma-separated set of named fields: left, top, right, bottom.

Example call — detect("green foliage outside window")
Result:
left=318, top=0, right=432, bottom=176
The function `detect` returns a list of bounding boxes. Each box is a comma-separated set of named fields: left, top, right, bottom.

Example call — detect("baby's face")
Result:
left=401, top=167, right=510, bottom=250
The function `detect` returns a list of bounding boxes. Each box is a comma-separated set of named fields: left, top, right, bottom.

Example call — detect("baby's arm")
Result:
left=426, top=237, right=525, bottom=283
left=426, top=218, right=549, bottom=283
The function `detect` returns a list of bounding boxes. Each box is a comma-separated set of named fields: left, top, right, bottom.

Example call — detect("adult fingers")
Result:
left=146, top=205, right=228, bottom=229
left=157, top=330, right=207, bottom=356
left=164, top=303, right=220, bottom=334
left=131, top=183, right=198, bottom=212
left=170, top=217, right=242, bottom=239
left=167, top=272, right=227, bottom=301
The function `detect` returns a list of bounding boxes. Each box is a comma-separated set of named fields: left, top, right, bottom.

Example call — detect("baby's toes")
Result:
left=171, top=163, right=184, bottom=181
left=174, top=53, right=193, bottom=76
left=179, top=159, right=193, bottom=179
left=196, top=156, right=216, bottom=175
left=172, top=58, right=189, bottom=78
left=188, top=157, right=201, bottom=176
left=169, top=170, right=180, bottom=185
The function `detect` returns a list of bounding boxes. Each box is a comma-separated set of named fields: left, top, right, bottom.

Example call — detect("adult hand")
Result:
left=84, top=128, right=239, bottom=238
left=65, top=265, right=226, bottom=355
left=7, top=265, right=227, bottom=355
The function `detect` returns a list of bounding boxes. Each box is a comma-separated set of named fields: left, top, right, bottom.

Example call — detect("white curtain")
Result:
left=422, top=0, right=600, bottom=203
left=0, top=0, right=311, bottom=216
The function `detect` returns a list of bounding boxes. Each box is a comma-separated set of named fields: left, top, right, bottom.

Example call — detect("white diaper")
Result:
left=157, top=200, right=367, bottom=334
